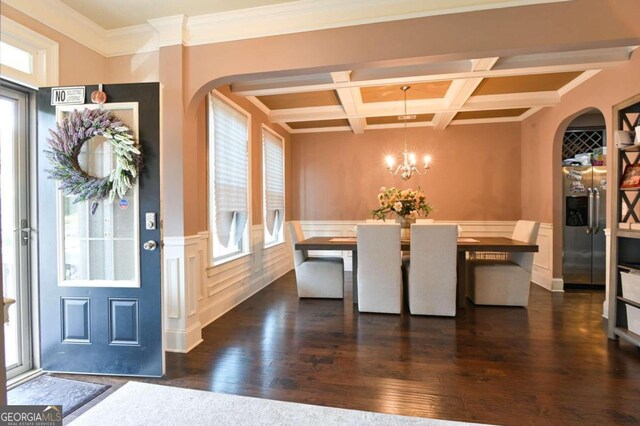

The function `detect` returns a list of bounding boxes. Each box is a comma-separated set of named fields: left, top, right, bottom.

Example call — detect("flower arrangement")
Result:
left=371, top=186, right=432, bottom=220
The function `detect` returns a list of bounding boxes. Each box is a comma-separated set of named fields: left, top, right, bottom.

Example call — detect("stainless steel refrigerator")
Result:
left=563, top=166, right=607, bottom=285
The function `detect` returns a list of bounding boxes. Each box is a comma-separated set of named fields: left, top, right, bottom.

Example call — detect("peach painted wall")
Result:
left=1, top=4, right=107, bottom=85
left=292, top=123, right=521, bottom=221
left=192, top=85, right=292, bottom=234
left=521, top=50, right=640, bottom=277
left=181, top=0, right=640, bottom=236
left=522, top=51, right=640, bottom=223
left=106, top=51, right=159, bottom=83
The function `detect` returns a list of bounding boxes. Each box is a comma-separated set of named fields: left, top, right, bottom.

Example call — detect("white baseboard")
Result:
left=165, top=321, right=204, bottom=353
left=531, top=270, right=552, bottom=291
left=551, top=278, right=564, bottom=292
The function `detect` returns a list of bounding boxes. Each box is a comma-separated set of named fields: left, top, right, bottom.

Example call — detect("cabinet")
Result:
left=608, top=94, right=640, bottom=346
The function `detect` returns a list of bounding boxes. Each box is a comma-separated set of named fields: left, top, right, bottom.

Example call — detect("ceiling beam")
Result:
left=232, top=47, right=632, bottom=97
left=269, top=92, right=559, bottom=123
left=432, top=57, right=499, bottom=129
left=331, top=71, right=366, bottom=134
left=246, top=96, right=271, bottom=116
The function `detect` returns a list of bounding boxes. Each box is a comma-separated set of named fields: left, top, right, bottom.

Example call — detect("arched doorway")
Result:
left=559, top=109, right=607, bottom=288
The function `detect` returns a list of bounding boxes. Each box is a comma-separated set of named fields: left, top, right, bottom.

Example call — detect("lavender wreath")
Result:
left=46, top=108, right=142, bottom=206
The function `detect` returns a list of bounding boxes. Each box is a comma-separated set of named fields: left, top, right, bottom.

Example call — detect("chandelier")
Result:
left=385, top=86, right=431, bottom=180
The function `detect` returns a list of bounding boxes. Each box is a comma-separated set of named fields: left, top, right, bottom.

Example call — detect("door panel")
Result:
left=37, top=83, right=163, bottom=376
left=563, top=166, right=593, bottom=285
left=1, top=84, right=32, bottom=379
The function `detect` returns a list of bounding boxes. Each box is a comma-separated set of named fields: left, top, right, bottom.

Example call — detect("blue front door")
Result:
left=37, top=83, right=164, bottom=376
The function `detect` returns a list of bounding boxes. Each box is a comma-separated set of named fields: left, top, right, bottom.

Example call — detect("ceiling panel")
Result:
left=367, top=114, right=435, bottom=125
left=287, top=119, right=350, bottom=129
left=472, top=72, right=583, bottom=96
left=258, top=91, right=340, bottom=110
left=454, top=108, right=529, bottom=120
left=361, top=81, right=451, bottom=103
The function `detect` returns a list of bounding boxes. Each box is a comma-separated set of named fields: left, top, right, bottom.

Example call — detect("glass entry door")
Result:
left=1, top=85, right=32, bottom=380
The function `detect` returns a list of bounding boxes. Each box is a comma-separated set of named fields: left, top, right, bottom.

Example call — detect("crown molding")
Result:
left=147, top=15, right=187, bottom=48
left=105, top=24, right=158, bottom=57
left=2, top=0, right=107, bottom=55
left=184, top=0, right=570, bottom=47
left=4, top=0, right=571, bottom=57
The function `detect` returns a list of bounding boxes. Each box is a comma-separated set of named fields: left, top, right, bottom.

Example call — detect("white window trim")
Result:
left=208, top=89, right=252, bottom=267
left=0, top=16, right=59, bottom=88
left=261, top=124, right=285, bottom=248
left=55, top=103, right=141, bottom=288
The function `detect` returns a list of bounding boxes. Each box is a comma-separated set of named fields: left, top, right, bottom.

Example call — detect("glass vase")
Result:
left=396, top=216, right=415, bottom=239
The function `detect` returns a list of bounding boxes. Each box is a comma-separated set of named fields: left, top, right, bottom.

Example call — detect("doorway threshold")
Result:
left=7, top=369, right=44, bottom=390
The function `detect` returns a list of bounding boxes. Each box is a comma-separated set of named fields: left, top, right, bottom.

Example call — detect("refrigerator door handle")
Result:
left=594, top=188, right=601, bottom=234
left=586, top=188, right=593, bottom=234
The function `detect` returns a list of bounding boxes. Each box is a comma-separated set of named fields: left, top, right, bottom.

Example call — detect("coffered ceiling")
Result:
left=231, top=47, right=637, bottom=133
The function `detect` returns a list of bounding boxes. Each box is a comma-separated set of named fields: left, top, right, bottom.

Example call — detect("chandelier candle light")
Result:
left=385, top=86, right=431, bottom=180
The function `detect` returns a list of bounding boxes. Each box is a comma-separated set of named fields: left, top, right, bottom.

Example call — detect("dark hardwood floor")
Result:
left=62, top=271, right=640, bottom=425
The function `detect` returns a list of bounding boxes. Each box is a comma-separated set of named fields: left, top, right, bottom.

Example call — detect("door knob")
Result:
left=143, top=240, right=157, bottom=251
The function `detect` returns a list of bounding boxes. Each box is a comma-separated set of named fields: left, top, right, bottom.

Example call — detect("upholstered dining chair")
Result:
left=357, top=223, right=402, bottom=314
left=288, top=222, right=344, bottom=299
left=415, top=219, right=435, bottom=224
left=404, top=224, right=457, bottom=316
left=466, top=220, right=540, bottom=307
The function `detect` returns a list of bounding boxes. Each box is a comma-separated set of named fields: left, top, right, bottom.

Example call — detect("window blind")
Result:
left=211, top=95, right=248, bottom=248
left=263, top=129, right=285, bottom=235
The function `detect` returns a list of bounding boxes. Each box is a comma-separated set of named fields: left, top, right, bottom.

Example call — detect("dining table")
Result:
left=294, top=236, right=539, bottom=308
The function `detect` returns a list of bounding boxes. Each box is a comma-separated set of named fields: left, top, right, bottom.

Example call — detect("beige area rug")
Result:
left=72, top=381, right=487, bottom=425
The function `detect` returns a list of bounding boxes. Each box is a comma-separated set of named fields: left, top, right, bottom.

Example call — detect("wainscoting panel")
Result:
left=531, top=223, right=557, bottom=291
left=162, top=225, right=293, bottom=352
left=163, top=236, right=203, bottom=353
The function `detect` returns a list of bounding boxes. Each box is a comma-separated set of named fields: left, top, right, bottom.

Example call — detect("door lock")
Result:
left=145, top=213, right=157, bottom=230
left=143, top=240, right=157, bottom=251
left=18, top=219, right=31, bottom=246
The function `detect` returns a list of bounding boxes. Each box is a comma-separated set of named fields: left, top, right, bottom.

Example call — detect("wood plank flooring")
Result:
left=61, top=271, right=640, bottom=425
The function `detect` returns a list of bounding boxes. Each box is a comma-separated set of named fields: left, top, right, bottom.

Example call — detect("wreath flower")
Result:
left=46, top=108, right=142, bottom=208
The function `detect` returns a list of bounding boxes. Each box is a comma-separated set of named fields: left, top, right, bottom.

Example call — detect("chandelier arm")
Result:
left=393, top=164, right=403, bottom=175
left=411, top=167, right=428, bottom=176
left=384, top=85, right=431, bottom=181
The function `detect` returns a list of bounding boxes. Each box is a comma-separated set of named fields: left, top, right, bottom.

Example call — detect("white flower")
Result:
left=410, top=210, right=418, bottom=218
left=393, top=202, right=403, bottom=212
left=380, top=186, right=386, bottom=192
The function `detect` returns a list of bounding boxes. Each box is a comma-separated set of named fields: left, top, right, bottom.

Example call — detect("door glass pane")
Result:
left=59, top=107, right=138, bottom=287
left=89, top=240, right=110, bottom=280
left=0, top=97, right=20, bottom=368
left=113, top=200, right=134, bottom=238
left=64, top=238, right=87, bottom=280
left=114, top=240, right=135, bottom=281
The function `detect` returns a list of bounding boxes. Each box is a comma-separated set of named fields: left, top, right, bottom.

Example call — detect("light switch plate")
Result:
left=146, top=212, right=156, bottom=230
